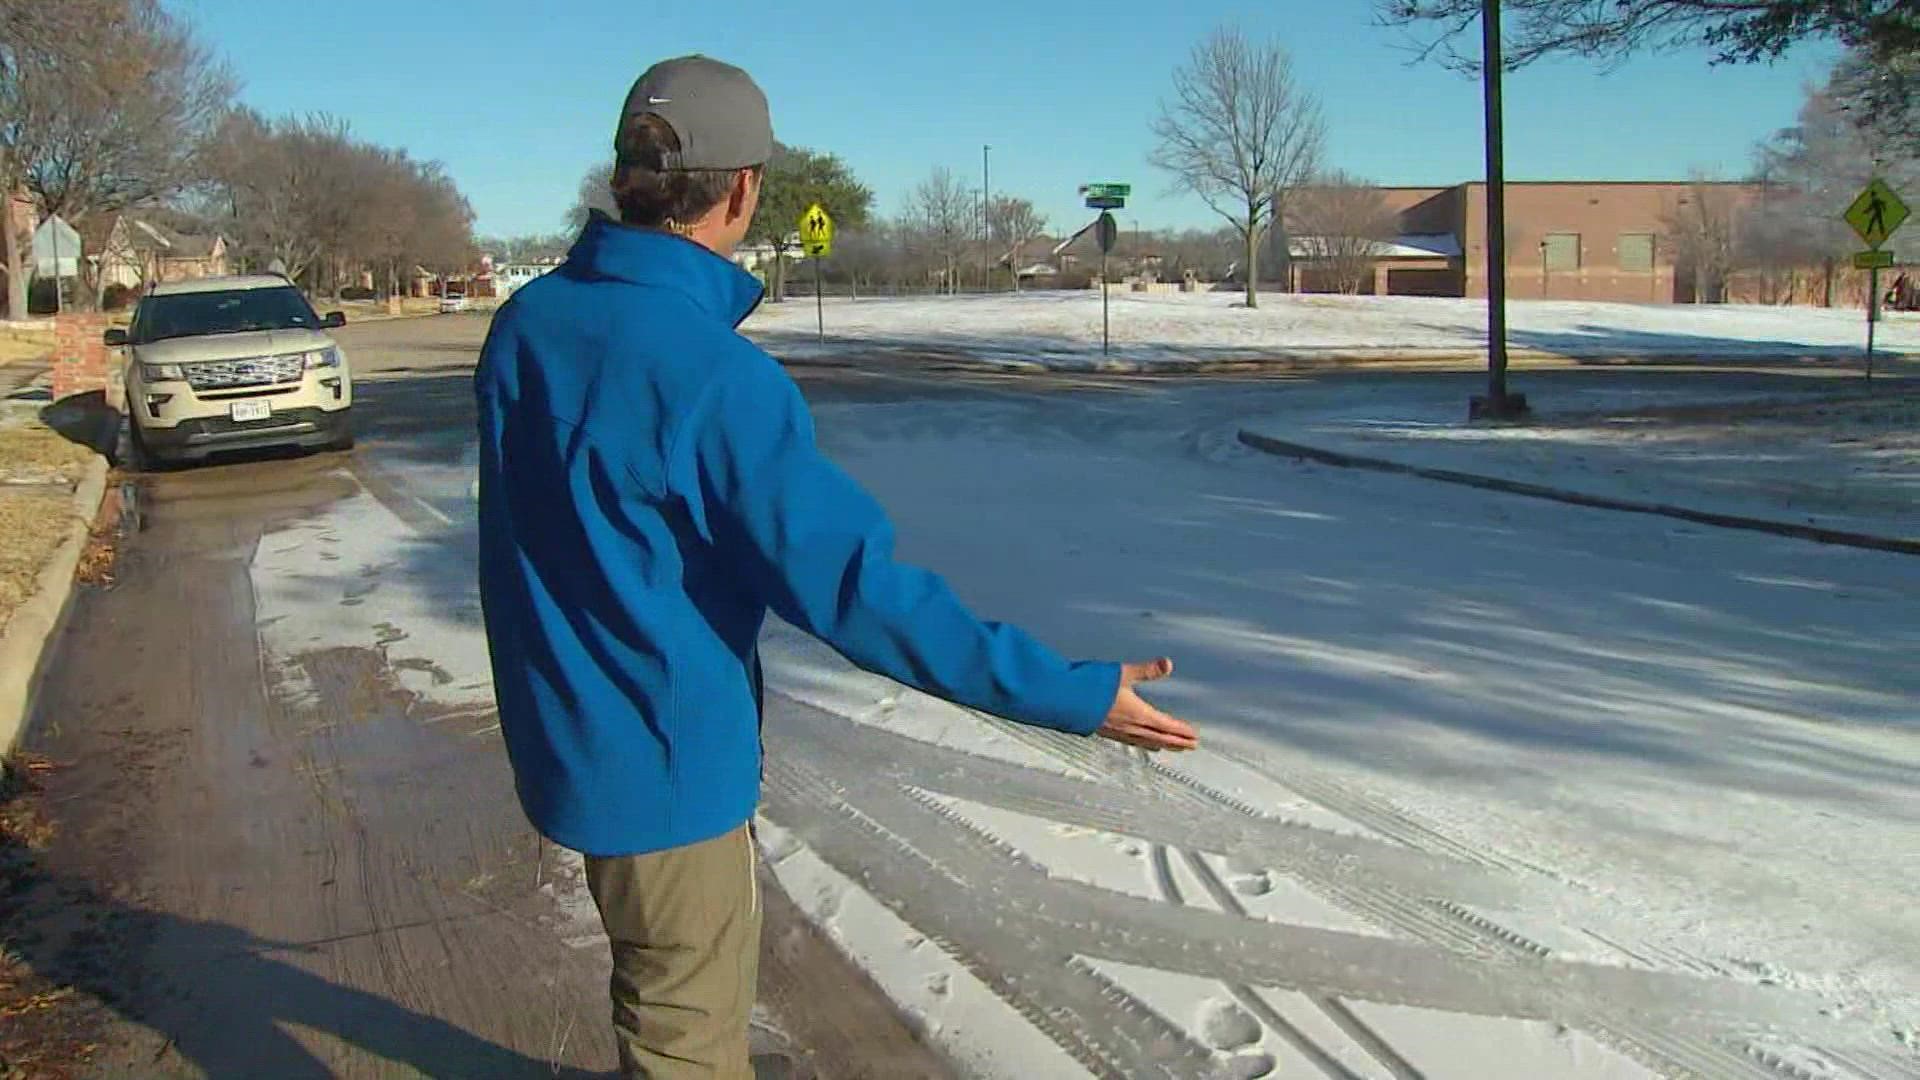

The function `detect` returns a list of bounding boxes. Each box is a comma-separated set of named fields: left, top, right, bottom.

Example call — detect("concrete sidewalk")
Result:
left=1237, top=382, right=1919, bottom=552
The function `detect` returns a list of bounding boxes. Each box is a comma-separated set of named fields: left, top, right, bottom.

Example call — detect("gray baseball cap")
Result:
left=617, top=56, right=773, bottom=170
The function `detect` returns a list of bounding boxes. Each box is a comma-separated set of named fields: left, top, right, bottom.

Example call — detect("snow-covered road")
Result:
left=254, top=362, right=1920, bottom=1078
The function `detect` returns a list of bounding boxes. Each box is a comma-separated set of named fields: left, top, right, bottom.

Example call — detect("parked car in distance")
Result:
left=439, top=283, right=469, bottom=314
left=108, top=276, right=353, bottom=467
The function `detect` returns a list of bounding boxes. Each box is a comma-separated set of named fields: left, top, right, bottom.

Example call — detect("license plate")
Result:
left=230, top=401, right=272, bottom=422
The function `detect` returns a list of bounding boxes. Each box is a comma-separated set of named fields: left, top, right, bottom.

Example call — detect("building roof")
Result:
left=119, top=216, right=224, bottom=259
left=1289, top=233, right=1461, bottom=259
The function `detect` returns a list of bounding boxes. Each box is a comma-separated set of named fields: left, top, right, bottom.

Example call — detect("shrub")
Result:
left=102, top=284, right=137, bottom=311
left=339, top=285, right=376, bottom=301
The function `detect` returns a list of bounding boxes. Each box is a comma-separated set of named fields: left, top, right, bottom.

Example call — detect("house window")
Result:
left=1618, top=233, right=1655, bottom=272
left=1543, top=233, right=1581, bottom=272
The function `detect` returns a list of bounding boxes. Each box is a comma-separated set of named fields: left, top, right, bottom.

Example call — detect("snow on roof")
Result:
left=1289, top=233, right=1461, bottom=259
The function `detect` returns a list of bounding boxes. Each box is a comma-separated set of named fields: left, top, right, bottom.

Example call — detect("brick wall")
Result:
left=51, top=313, right=110, bottom=401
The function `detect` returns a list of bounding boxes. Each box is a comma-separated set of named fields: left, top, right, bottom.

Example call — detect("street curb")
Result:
left=1235, top=429, right=1920, bottom=557
left=0, top=449, right=111, bottom=760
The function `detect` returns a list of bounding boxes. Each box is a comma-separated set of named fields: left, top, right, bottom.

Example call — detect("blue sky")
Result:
left=176, top=0, right=1838, bottom=238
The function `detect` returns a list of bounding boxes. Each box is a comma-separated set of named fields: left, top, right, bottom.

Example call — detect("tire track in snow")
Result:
left=763, top=753, right=1222, bottom=1079
left=767, top=694, right=1901, bottom=1078
left=975, top=708, right=1859, bottom=1079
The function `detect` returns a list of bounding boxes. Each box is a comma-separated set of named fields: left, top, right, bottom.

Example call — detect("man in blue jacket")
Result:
left=475, top=56, right=1198, bottom=1078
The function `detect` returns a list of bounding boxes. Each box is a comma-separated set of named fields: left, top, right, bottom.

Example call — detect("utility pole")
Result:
left=1471, top=0, right=1528, bottom=421
left=982, top=144, right=992, bottom=291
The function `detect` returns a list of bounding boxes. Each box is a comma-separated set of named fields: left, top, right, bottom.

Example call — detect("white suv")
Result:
left=109, top=276, right=354, bottom=466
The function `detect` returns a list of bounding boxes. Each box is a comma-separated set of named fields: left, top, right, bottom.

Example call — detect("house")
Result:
left=733, top=240, right=780, bottom=274
left=1050, top=221, right=1163, bottom=280
left=96, top=216, right=229, bottom=290
left=494, top=258, right=563, bottom=297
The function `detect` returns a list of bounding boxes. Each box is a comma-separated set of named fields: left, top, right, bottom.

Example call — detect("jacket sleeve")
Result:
left=669, top=350, right=1119, bottom=735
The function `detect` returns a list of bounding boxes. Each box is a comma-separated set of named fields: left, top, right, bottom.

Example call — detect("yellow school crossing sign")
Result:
left=1844, top=178, right=1908, bottom=249
left=798, top=204, right=833, bottom=258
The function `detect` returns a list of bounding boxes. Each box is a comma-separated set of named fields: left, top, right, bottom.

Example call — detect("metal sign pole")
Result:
left=51, top=219, right=63, bottom=315
left=1101, top=254, right=1110, bottom=356
left=814, top=255, right=824, bottom=345
left=1866, top=264, right=1878, bottom=383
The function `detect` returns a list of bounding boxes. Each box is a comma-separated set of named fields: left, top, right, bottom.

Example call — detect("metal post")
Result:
left=50, top=217, right=63, bottom=315
left=1471, top=0, right=1525, bottom=420
left=1866, top=264, right=1879, bottom=382
left=814, top=255, right=824, bottom=345
left=1101, top=253, right=1110, bottom=355
left=982, top=144, right=992, bottom=291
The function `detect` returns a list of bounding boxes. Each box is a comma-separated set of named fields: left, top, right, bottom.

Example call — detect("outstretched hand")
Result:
left=1096, top=658, right=1198, bottom=752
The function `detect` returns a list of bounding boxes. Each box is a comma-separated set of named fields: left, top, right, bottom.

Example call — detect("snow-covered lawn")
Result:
left=744, top=289, right=1920, bottom=369
left=1244, top=387, right=1920, bottom=543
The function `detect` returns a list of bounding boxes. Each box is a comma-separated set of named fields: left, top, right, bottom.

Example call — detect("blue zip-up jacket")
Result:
left=475, top=215, right=1121, bottom=857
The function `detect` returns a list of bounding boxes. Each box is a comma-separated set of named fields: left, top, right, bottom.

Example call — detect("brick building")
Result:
left=1291, top=181, right=1761, bottom=305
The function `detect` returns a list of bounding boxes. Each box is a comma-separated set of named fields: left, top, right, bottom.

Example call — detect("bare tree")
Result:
left=1150, top=27, right=1324, bottom=308
left=1740, top=68, right=1918, bottom=305
left=1829, top=47, right=1918, bottom=153
left=908, top=167, right=975, bottom=295
left=569, top=162, right=616, bottom=231
left=1286, top=172, right=1398, bottom=294
left=203, top=113, right=350, bottom=286
left=1376, top=0, right=1913, bottom=70
left=201, top=111, right=473, bottom=296
left=987, top=196, right=1046, bottom=291
left=1661, top=176, right=1740, bottom=304
left=478, top=232, right=573, bottom=263
left=0, top=1, right=102, bottom=316
left=1159, top=227, right=1239, bottom=283
left=1, top=0, right=231, bottom=313
left=11, top=0, right=232, bottom=304
left=1736, top=169, right=1829, bottom=305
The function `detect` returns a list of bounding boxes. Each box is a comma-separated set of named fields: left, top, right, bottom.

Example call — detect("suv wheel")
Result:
left=325, top=414, right=355, bottom=453
left=126, top=400, right=172, bottom=471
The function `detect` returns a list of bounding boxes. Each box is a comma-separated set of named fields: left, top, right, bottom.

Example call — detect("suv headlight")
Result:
left=140, top=362, right=185, bottom=382
left=304, top=347, right=342, bottom=370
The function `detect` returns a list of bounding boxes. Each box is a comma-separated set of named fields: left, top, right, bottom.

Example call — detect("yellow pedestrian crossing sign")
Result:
left=798, top=204, right=833, bottom=258
left=1844, top=179, right=1908, bottom=249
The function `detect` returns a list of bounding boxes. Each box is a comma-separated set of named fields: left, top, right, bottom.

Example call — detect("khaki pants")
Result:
left=585, top=824, right=761, bottom=1079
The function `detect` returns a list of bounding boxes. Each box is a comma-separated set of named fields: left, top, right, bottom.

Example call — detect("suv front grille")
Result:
left=184, top=355, right=305, bottom=392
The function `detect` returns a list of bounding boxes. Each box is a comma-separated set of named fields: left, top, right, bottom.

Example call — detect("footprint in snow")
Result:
left=1224, top=1053, right=1278, bottom=1080
left=1196, top=999, right=1262, bottom=1052
left=1230, top=871, right=1275, bottom=897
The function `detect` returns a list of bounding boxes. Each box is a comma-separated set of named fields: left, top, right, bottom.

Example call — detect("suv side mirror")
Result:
left=320, top=311, right=346, bottom=329
left=103, top=328, right=129, bottom=347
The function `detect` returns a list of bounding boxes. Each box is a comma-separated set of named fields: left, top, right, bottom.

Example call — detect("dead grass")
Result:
left=0, top=426, right=95, bottom=485
left=0, top=331, right=52, bottom=367
left=0, top=421, right=97, bottom=634
left=0, top=492, right=74, bottom=630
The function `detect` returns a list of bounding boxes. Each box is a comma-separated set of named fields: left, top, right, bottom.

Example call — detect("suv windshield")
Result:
left=132, top=287, right=319, bottom=345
